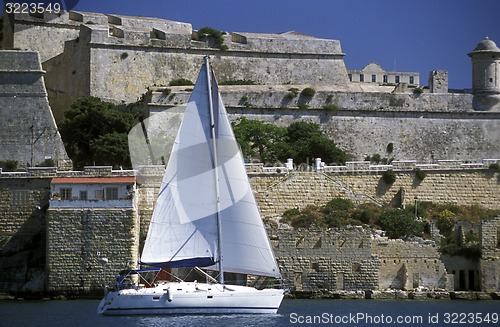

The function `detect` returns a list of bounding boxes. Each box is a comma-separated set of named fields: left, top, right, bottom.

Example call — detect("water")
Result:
left=0, top=298, right=498, bottom=326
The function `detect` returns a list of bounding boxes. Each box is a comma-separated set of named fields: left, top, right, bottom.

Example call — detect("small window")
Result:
left=105, top=187, right=119, bottom=200
left=395, top=76, right=400, bottom=83
left=360, top=74, right=364, bottom=82
left=348, top=73, right=352, bottom=81
left=80, top=190, right=88, bottom=201
left=409, top=76, right=414, bottom=84
left=95, top=190, right=104, bottom=200
left=383, top=75, right=388, bottom=83
left=310, top=262, right=319, bottom=272
left=60, top=188, right=72, bottom=200
left=371, top=74, right=376, bottom=82
left=352, top=263, right=361, bottom=273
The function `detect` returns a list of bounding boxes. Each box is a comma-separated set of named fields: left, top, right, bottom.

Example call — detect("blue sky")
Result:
left=5, top=0, right=500, bottom=89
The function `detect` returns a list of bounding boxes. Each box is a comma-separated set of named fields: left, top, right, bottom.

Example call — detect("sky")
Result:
left=4, top=0, right=500, bottom=89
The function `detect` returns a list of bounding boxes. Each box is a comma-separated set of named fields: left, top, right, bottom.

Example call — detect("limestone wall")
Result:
left=372, top=238, right=450, bottom=290
left=46, top=207, right=139, bottom=294
left=248, top=164, right=500, bottom=217
left=480, top=217, right=500, bottom=292
left=149, top=86, right=499, bottom=161
left=0, top=50, right=70, bottom=168
left=272, top=227, right=380, bottom=291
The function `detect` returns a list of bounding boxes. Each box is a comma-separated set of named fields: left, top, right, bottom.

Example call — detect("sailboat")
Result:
left=97, top=57, right=284, bottom=315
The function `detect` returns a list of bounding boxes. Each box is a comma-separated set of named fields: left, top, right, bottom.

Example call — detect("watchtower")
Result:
left=468, top=37, right=500, bottom=111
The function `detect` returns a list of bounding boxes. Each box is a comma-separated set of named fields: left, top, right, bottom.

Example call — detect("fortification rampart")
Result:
left=247, top=160, right=500, bottom=217
left=1, top=165, right=498, bottom=295
left=147, top=86, right=499, bottom=161
left=0, top=50, right=70, bottom=168
left=3, top=11, right=348, bottom=120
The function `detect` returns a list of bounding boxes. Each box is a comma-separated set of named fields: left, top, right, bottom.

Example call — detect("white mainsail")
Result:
left=141, top=59, right=280, bottom=278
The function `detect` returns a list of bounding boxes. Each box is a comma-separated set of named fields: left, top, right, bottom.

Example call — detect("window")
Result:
left=11, top=190, right=29, bottom=206
left=383, top=75, right=388, bottom=83
left=60, top=188, right=72, bottom=200
left=395, top=75, right=400, bottom=83
left=409, top=76, right=414, bottom=84
left=352, top=263, right=361, bottom=273
left=348, top=73, right=352, bottom=81
left=95, top=190, right=104, bottom=200
left=105, top=187, right=119, bottom=200
left=371, top=74, right=376, bottom=82
left=79, top=190, right=88, bottom=201
left=360, top=74, right=364, bottom=82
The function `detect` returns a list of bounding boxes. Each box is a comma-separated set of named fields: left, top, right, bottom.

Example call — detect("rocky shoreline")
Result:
left=288, top=290, right=500, bottom=300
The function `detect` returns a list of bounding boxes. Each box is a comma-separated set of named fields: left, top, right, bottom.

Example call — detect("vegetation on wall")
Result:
left=219, top=79, right=256, bottom=85
left=168, top=78, right=193, bottom=86
left=280, top=198, right=499, bottom=255
left=0, top=160, right=18, bottom=171
left=197, top=27, right=228, bottom=51
left=232, top=118, right=349, bottom=165
left=382, top=169, right=397, bottom=184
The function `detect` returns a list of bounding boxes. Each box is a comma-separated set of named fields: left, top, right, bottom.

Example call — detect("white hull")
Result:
left=97, top=281, right=284, bottom=315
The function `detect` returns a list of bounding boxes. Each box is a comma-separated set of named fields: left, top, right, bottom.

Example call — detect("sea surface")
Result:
left=0, top=298, right=498, bottom=326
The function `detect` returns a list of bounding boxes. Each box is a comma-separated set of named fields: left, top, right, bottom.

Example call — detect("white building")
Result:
left=50, top=176, right=136, bottom=208
left=348, top=63, right=419, bottom=86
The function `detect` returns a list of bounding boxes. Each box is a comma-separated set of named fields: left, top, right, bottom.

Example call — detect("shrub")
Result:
left=323, top=103, right=339, bottom=112
left=150, top=30, right=160, bottom=39
left=377, top=209, right=424, bottom=239
left=300, top=87, right=316, bottom=97
left=371, top=154, right=382, bottom=164
left=435, top=209, right=456, bottom=237
left=220, top=79, right=256, bottom=85
left=413, top=87, right=424, bottom=94
left=169, top=78, right=193, bottom=86
left=198, top=27, right=226, bottom=50
left=489, top=163, right=500, bottom=173
left=414, top=168, right=427, bottom=181
left=0, top=160, right=18, bottom=171
left=382, top=169, right=397, bottom=184
left=284, top=88, right=299, bottom=100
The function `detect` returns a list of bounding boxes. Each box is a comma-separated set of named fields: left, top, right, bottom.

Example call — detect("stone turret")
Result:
left=468, top=37, right=500, bottom=111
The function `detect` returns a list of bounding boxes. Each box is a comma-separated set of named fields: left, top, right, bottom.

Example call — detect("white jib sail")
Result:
left=141, top=59, right=280, bottom=278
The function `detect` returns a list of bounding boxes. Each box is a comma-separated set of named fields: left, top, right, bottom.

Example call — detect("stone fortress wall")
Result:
left=0, top=50, right=70, bottom=168
left=2, top=163, right=498, bottom=295
left=0, top=9, right=499, bottom=296
left=2, top=10, right=348, bottom=121
left=1, top=10, right=500, bottom=164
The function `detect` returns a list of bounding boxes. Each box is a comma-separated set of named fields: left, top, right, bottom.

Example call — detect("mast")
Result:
left=205, top=56, right=224, bottom=285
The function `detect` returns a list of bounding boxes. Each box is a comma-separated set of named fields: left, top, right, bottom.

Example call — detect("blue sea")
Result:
left=0, top=298, right=498, bottom=326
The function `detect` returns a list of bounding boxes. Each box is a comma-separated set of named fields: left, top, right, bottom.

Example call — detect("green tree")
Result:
left=232, top=117, right=287, bottom=163
left=435, top=209, right=456, bottom=237
left=282, top=121, right=348, bottom=165
left=377, top=209, right=424, bottom=239
left=59, top=97, right=136, bottom=169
